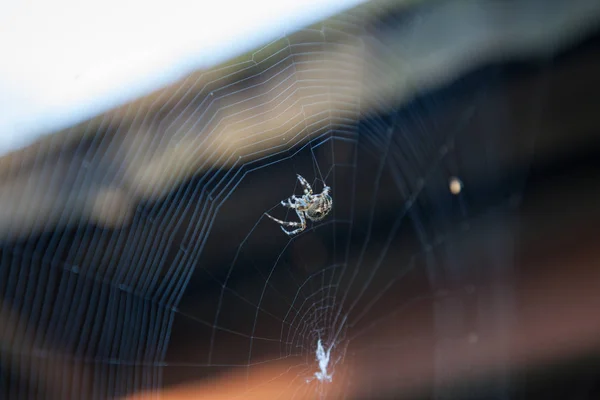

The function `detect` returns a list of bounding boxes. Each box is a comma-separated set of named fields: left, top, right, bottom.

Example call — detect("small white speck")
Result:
left=449, top=177, right=463, bottom=195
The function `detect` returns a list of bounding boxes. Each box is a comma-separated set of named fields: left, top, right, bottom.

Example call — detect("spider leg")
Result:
left=297, top=174, right=313, bottom=196
left=264, top=213, right=302, bottom=226
left=280, top=210, right=306, bottom=236
left=264, top=210, right=306, bottom=236
left=281, top=196, right=296, bottom=208
left=282, top=195, right=307, bottom=209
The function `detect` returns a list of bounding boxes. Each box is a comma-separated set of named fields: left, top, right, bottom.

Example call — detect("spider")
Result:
left=265, top=174, right=332, bottom=236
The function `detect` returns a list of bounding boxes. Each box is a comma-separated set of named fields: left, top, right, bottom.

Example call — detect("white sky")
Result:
left=0, top=0, right=367, bottom=155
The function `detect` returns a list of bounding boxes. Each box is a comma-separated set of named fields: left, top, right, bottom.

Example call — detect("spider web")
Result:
left=1, top=1, right=598, bottom=399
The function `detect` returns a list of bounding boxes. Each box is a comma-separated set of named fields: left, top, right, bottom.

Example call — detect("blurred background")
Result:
left=1, top=0, right=600, bottom=399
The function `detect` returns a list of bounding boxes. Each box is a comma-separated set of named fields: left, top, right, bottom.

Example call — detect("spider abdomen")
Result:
left=306, top=193, right=332, bottom=221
